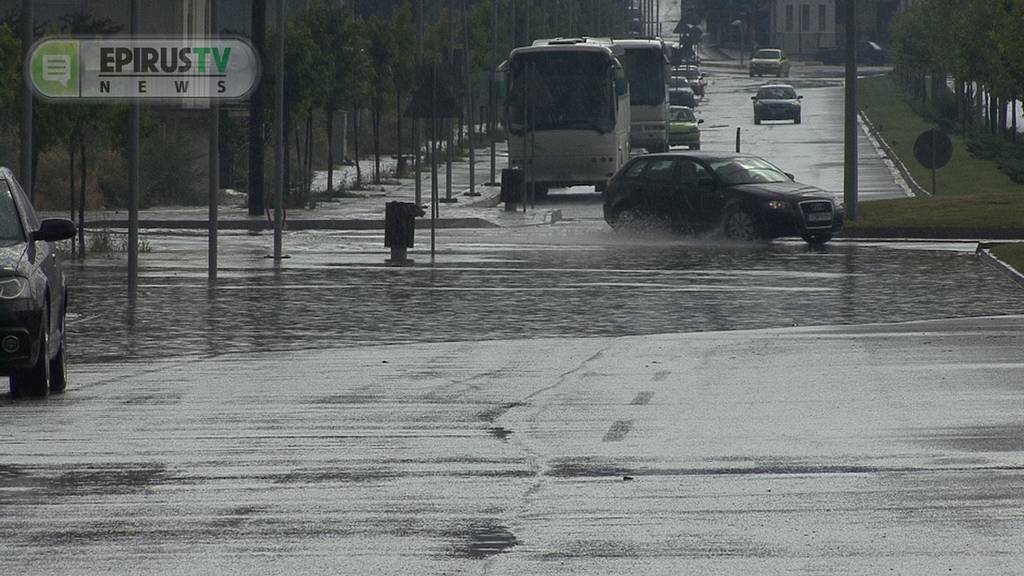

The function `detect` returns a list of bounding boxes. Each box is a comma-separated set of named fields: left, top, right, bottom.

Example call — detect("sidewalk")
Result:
left=47, top=142, right=512, bottom=231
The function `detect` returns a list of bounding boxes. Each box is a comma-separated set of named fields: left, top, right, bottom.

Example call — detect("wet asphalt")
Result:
left=3, top=22, right=1024, bottom=576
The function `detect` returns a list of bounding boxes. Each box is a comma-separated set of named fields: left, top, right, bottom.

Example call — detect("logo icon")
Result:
left=30, top=40, right=79, bottom=97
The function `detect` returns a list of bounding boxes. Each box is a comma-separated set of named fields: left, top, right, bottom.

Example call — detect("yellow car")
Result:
left=668, top=106, right=703, bottom=149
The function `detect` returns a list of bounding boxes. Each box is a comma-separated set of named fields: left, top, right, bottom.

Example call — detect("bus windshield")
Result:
left=622, top=47, right=666, bottom=106
left=507, top=51, right=615, bottom=134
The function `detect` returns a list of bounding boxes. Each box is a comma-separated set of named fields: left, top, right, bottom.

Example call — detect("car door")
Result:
left=693, top=159, right=726, bottom=228
left=670, top=158, right=709, bottom=228
left=638, top=158, right=679, bottom=223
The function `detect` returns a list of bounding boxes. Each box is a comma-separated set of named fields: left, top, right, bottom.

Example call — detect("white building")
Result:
left=767, top=0, right=837, bottom=57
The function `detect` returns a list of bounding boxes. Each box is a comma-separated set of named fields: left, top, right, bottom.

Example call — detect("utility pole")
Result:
left=273, top=0, right=284, bottom=258
left=20, top=0, right=31, bottom=202
left=248, top=0, right=265, bottom=216
left=129, top=0, right=140, bottom=303
left=463, top=0, right=476, bottom=196
left=442, top=0, right=456, bottom=203
left=208, top=0, right=219, bottom=284
left=843, top=0, right=858, bottom=220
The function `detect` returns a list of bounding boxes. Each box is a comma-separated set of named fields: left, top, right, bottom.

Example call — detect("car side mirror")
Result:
left=784, top=172, right=795, bottom=180
left=614, top=67, right=628, bottom=96
left=32, top=218, right=76, bottom=242
left=751, top=96, right=757, bottom=100
left=797, top=95, right=803, bottom=100
left=698, top=119, right=705, bottom=124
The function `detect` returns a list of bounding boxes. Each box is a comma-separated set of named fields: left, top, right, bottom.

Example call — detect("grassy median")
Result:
left=991, top=243, right=1024, bottom=274
left=847, top=74, right=1024, bottom=236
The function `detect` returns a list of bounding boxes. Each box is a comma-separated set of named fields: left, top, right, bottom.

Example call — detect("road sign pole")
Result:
left=414, top=0, right=423, bottom=205
left=489, top=0, right=497, bottom=186
left=209, top=0, right=219, bottom=285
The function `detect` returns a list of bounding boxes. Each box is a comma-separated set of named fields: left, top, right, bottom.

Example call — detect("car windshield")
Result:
left=757, top=86, right=797, bottom=99
left=708, top=157, right=791, bottom=185
left=755, top=49, right=782, bottom=59
left=0, top=181, right=24, bottom=243
left=670, top=107, right=696, bottom=122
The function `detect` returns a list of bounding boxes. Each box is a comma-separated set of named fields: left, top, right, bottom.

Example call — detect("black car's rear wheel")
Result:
left=801, top=232, right=832, bottom=245
left=722, top=205, right=762, bottom=241
left=10, top=310, right=50, bottom=398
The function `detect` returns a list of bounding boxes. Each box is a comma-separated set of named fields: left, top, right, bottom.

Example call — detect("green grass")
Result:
left=991, top=243, right=1024, bottom=274
left=859, top=75, right=1022, bottom=197
left=850, top=74, right=1024, bottom=234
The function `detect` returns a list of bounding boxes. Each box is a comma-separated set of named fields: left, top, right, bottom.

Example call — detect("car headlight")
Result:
left=767, top=199, right=788, bottom=210
left=0, top=277, right=29, bottom=299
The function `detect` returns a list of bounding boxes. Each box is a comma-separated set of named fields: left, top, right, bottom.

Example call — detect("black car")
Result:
left=752, top=84, right=802, bottom=124
left=602, top=152, right=844, bottom=244
left=668, top=77, right=697, bottom=107
left=0, top=168, right=76, bottom=397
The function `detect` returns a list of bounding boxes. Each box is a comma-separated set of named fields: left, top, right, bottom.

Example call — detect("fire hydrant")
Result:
left=385, top=201, right=426, bottom=265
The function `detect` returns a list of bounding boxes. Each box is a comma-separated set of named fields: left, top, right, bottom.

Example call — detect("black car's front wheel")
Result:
left=49, top=308, right=68, bottom=394
left=10, top=310, right=50, bottom=398
left=610, top=207, right=642, bottom=231
left=722, top=205, right=762, bottom=241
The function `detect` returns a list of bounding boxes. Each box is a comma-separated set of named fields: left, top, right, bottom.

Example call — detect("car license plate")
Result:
left=806, top=212, right=832, bottom=222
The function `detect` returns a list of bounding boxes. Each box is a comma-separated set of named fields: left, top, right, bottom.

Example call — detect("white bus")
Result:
left=500, top=38, right=630, bottom=195
left=613, top=38, right=671, bottom=153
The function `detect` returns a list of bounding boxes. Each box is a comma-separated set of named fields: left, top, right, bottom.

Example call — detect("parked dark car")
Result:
left=602, top=152, right=844, bottom=244
left=0, top=168, right=76, bottom=397
left=752, top=84, right=803, bottom=124
left=673, top=65, right=706, bottom=97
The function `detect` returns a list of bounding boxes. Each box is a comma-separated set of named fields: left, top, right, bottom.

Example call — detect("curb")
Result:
left=976, top=243, right=1024, bottom=288
left=842, top=228, right=1024, bottom=240
left=858, top=110, right=930, bottom=198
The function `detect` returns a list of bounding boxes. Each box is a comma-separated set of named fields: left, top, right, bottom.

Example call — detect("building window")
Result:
left=786, top=5, right=794, bottom=32
left=819, top=4, right=827, bottom=31
left=801, top=4, right=811, bottom=32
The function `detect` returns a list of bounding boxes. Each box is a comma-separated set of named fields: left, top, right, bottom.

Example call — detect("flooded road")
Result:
left=63, top=223, right=1024, bottom=363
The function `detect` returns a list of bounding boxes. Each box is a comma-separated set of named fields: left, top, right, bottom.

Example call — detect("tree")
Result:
left=391, top=1, right=416, bottom=177
left=366, top=15, right=395, bottom=184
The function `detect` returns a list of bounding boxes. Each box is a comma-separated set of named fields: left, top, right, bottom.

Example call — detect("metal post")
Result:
left=843, top=0, right=858, bottom=220
left=20, top=0, right=32, bottom=202
left=129, top=0, right=140, bottom=303
left=489, top=0, right=497, bottom=185
left=208, top=0, right=219, bottom=284
left=273, top=0, right=284, bottom=257
left=414, top=0, right=423, bottom=204
left=735, top=127, right=741, bottom=153
left=463, top=0, right=477, bottom=196
left=430, top=64, right=438, bottom=260
left=511, top=0, right=516, bottom=49
left=443, top=0, right=456, bottom=203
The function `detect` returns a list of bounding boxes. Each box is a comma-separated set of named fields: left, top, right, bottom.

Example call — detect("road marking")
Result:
left=603, top=419, right=633, bottom=442
left=630, top=391, right=655, bottom=405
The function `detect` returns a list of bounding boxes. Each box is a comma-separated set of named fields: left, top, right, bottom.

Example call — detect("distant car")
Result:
left=668, top=106, right=703, bottom=149
left=668, top=76, right=697, bottom=107
left=673, top=66, right=706, bottom=97
left=602, top=152, right=844, bottom=244
left=0, top=168, right=76, bottom=397
left=749, top=48, right=790, bottom=77
left=752, top=84, right=802, bottom=124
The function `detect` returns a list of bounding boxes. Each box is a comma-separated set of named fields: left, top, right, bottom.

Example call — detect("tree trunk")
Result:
left=396, top=90, right=404, bottom=178
left=283, top=112, right=291, bottom=207
left=1013, top=100, right=1018, bottom=144
left=68, top=142, right=75, bottom=255
left=294, top=126, right=303, bottom=201
left=305, top=110, right=313, bottom=200
left=373, top=102, right=381, bottom=184
left=353, top=109, right=362, bottom=185
left=78, top=134, right=86, bottom=255
left=326, top=106, right=335, bottom=194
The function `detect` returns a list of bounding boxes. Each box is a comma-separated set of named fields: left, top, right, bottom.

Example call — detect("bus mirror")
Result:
left=494, top=77, right=506, bottom=98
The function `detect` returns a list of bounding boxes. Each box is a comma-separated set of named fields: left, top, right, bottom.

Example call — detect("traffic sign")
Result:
left=913, top=128, right=953, bottom=170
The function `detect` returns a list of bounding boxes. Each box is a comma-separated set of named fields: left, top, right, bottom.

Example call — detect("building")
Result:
left=766, top=0, right=837, bottom=57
